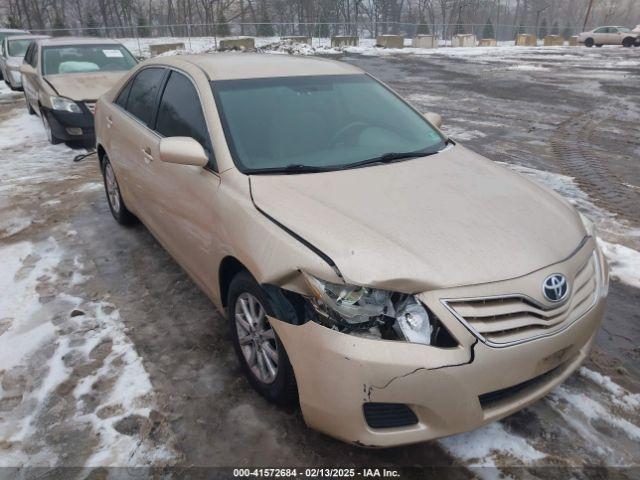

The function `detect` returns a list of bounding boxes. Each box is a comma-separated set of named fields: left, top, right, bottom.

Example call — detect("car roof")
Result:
left=37, top=36, right=125, bottom=47
left=6, top=34, right=49, bottom=42
left=146, top=53, right=363, bottom=81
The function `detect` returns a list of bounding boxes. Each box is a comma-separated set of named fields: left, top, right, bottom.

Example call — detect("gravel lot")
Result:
left=0, top=45, right=639, bottom=477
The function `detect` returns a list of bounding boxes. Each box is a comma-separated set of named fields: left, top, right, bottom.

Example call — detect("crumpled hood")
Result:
left=250, top=145, right=586, bottom=292
left=44, top=71, right=126, bottom=101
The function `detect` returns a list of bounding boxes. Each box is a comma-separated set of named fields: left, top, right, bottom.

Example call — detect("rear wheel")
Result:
left=101, top=156, right=138, bottom=226
left=41, top=112, right=62, bottom=145
left=585, top=38, right=594, bottom=47
left=227, top=271, right=297, bottom=406
left=25, top=93, right=35, bottom=115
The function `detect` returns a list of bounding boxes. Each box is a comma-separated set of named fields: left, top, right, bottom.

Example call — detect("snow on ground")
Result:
left=0, top=82, right=178, bottom=466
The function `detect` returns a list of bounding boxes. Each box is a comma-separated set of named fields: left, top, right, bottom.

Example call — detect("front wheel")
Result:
left=595, top=43, right=603, bottom=48
left=227, top=271, right=297, bottom=406
left=101, top=156, right=138, bottom=226
left=622, top=37, right=634, bottom=48
left=41, top=111, right=62, bottom=144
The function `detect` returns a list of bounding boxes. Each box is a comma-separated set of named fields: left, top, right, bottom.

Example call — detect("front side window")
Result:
left=42, top=44, right=136, bottom=75
left=156, top=71, right=213, bottom=168
left=594, top=27, right=607, bottom=34
left=122, top=67, right=165, bottom=126
left=212, top=74, right=446, bottom=173
left=8, top=39, right=32, bottom=57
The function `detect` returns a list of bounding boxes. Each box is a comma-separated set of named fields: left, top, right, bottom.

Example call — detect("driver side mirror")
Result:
left=19, top=63, right=35, bottom=75
left=159, top=137, right=208, bottom=167
left=423, top=112, right=443, bottom=129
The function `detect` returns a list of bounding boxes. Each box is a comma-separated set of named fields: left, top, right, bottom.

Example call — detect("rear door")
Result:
left=592, top=27, right=608, bottom=44
left=142, top=69, right=222, bottom=289
left=107, top=66, right=167, bottom=224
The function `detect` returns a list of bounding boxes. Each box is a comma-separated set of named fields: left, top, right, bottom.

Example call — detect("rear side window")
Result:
left=115, top=80, right=133, bottom=108
left=155, top=71, right=214, bottom=168
left=123, top=68, right=165, bottom=126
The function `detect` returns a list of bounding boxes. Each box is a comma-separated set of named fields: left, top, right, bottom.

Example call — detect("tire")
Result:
left=595, top=44, right=603, bottom=48
left=227, top=271, right=298, bottom=406
left=25, top=93, right=35, bottom=115
left=101, top=155, right=138, bottom=226
left=622, top=37, right=634, bottom=48
left=585, top=38, right=594, bottom=47
left=41, top=111, right=62, bottom=145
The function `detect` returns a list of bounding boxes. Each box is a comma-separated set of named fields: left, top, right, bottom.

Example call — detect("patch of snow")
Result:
left=579, top=368, right=640, bottom=412
left=0, top=215, right=32, bottom=238
left=597, top=240, right=640, bottom=289
left=439, top=421, right=546, bottom=468
left=505, top=64, right=548, bottom=71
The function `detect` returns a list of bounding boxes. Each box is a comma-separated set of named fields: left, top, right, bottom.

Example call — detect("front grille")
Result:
left=479, top=364, right=563, bottom=409
left=444, top=253, right=598, bottom=346
left=363, top=403, right=418, bottom=429
left=85, top=102, right=96, bottom=114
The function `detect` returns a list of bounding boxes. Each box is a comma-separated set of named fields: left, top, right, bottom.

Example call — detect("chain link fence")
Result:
left=27, top=21, right=584, bottom=57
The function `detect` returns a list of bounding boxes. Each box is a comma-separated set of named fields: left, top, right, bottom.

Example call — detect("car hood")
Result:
left=44, top=71, right=126, bottom=101
left=250, top=145, right=586, bottom=292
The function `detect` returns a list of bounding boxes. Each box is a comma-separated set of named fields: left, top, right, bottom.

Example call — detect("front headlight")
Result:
left=50, top=96, right=82, bottom=113
left=302, top=272, right=437, bottom=345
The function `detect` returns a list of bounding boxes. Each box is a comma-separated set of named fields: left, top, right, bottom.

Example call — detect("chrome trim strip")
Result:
left=441, top=251, right=601, bottom=348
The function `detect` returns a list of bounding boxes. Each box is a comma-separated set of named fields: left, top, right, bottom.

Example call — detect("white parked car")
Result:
left=578, top=25, right=639, bottom=47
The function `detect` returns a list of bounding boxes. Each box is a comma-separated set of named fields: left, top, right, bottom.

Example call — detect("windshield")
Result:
left=212, top=74, right=446, bottom=173
left=8, top=39, right=32, bottom=57
left=42, top=44, right=136, bottom=75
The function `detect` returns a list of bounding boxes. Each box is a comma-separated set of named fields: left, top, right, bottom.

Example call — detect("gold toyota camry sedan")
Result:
left=95, top=54, right=608, bottom=447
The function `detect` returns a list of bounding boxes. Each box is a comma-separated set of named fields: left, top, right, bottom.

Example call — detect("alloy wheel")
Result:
left=104, top=163, right=121, bottom=214
left=234, top=292, right=279, bottom=384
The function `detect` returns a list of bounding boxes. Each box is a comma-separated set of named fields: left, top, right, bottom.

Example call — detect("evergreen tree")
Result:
left=137, top=16, right=151, bottom=37
left=482, top=18, right=495, bottom=39
left=256, top=1, right=274, bottom=37
left=416, top=15, right=430, bottom=35
left=551, top=20, right=560, bottom=36
left=562, top=26, right=573, bottom=39
left=538, top=18, right=548, bottom=38
left=52, top=15, right=69, bottom=36
left=86, top=12, right=100, bottom=36
left=215, top=12, right=231, bottom=36
left=4, top=15, right=22, bottom=29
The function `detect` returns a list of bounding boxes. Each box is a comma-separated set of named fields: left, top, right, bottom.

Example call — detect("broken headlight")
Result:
left=302, top=272, right=436, bottom=345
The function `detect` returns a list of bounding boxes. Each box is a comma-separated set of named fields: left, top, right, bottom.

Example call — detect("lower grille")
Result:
left=363, top=403, right=418, bottom=429
left=479, top=365, right=563, bottom=409
left=444, top=252, right=599, bottom=346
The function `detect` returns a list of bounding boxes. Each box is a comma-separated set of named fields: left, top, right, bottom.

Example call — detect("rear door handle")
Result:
left=142, top=147, right=154, bottom=163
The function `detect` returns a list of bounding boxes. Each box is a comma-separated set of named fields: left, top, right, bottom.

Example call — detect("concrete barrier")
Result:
left=516, top=34, right=537, bottom=46
left=543, top=35, right=564, bottom=46
left=452, top=34, right=476, bottom=47
left=412, top=35, right=438, bottom=48
left=376, top=35, right=404, bottom=48
left=282, top=36, right=311, bottom=45
left=478, top=38, right=497, bottom=47
left=568, top=36, right=579, bottom=46
left=219, top=38, right=255, bottom=50
left=149, top=42, right=185, bottom=56
left=331, top=36, right=359, bottom=47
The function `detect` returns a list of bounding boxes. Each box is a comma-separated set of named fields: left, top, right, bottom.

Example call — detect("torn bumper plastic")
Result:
left=270, top=293, right=605, bottom=447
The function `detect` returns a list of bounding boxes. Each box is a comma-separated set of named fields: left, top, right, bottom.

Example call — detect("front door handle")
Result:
left=142, top=147, right=153, bottom=163
left=106, top=116, right=113, bottom=128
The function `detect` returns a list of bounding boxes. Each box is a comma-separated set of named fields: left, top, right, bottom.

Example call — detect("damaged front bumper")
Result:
left=270, top=288, right=606, bottom=448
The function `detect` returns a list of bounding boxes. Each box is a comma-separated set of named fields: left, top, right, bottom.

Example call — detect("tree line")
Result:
left=1, top=0, right=639, bottom=40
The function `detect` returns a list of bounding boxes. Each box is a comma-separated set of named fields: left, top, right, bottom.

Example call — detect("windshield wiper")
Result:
left=247, top=164, right=335, bottom=175
left=339, top=148, right=441, bottom=171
